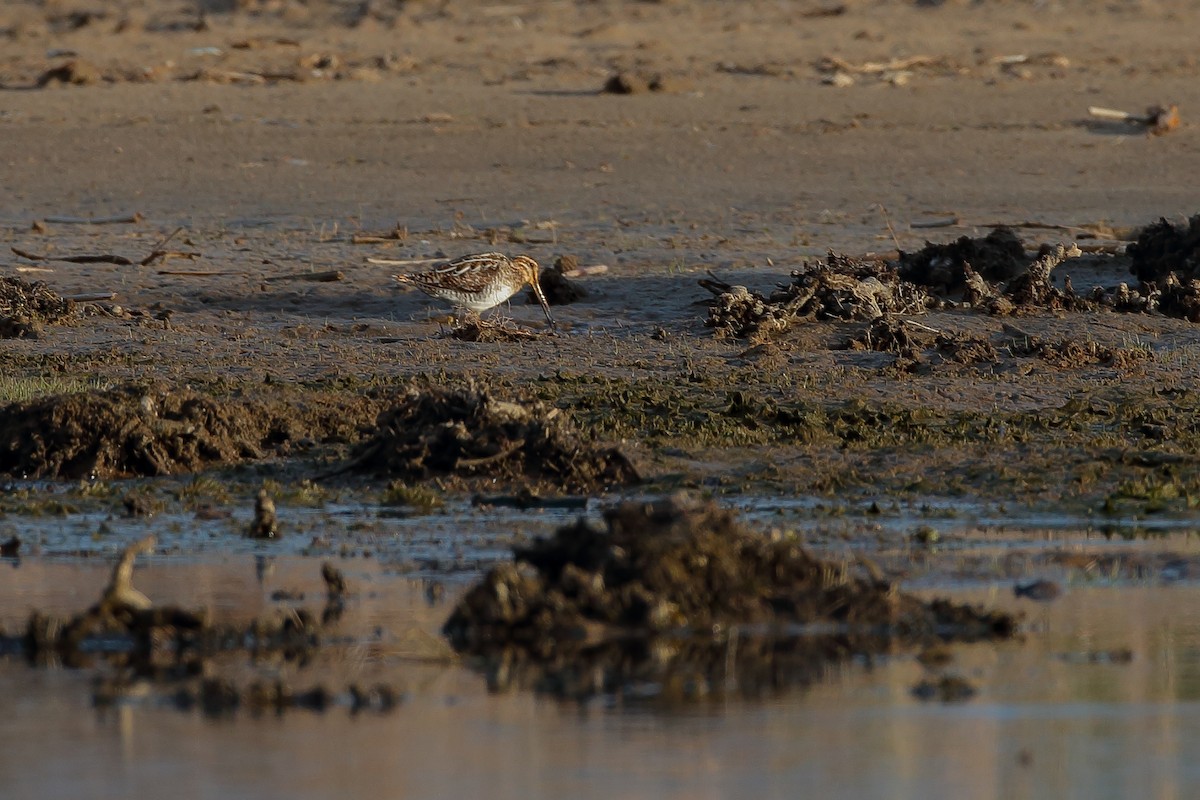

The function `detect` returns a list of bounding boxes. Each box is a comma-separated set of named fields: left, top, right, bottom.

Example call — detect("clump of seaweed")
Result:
left=705, top=253, right=934, bottom=340
left=0, top=276, right=75, bottom=339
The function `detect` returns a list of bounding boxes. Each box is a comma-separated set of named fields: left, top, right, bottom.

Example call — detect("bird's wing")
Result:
left=412, top=253, right=509, bottom=293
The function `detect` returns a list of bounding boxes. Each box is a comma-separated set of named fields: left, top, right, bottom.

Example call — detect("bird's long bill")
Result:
left=531, top=279, right=555, bottom=327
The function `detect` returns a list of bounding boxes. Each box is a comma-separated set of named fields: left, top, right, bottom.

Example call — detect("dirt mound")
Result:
left=0, top=384, right=270, bottom=479
left=350, top=384, right=639, bottom=492
left=899, top=226, right=1027, bottom=291
left=0, top=276, right=75, bottom=338
left=1128, top=215, right=1200, bottom=283
left=0, top=383, right=381, bottom=479
left=443, top=495, right=1016, bottom=699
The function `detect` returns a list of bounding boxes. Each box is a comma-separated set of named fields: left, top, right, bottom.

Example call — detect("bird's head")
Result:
left=513, top=255, right=555, bottom=328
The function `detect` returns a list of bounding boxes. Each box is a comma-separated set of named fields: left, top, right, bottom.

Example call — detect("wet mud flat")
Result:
left=4, top=199, right=1200, bottom=748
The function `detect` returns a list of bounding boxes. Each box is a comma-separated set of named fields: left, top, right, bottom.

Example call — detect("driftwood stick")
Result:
left=262, top=270, right=345, bottom=283
left=12, top=247, right=133, bottom=265
left=561, top=264, right=609, bottom=278
left=42, top=213, right=143, bottom=225
left=63, top=292, right=117, bottom=302
left=910, top=217, right=960, bottom=229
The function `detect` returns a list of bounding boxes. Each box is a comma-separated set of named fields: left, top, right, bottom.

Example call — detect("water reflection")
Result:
left=1, top=557, right=1200, bottom=797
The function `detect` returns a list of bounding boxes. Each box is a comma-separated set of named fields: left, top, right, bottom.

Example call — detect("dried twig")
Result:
left=901, top=319, right=941, bottom=334
left=877, top=204, right=901, bottom=250
left=139, top=226, right=186, bottom=266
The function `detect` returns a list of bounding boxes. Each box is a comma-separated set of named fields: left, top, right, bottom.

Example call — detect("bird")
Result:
left=394, top=252, right=554, bottom=327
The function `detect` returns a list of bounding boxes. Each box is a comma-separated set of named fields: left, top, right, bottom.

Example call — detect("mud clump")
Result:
left=849, top=316, right=933, bottom=358
left=0, top=276, right=76, bottom=339
left=1128, top=215, right=1200, bottom=283
left=601, top=71, right=676, bottom=94
left=1009, top=335, right=1153, bottom=369
left=1157, top=273, right=1200, bottom=322
left=529, top=256, right=587, bottom=305
left=36, top=59, right=103, bottom=87
left=448, top=320, right=543, bottom=342
left=899, top=226, right=1026, bottom=291
left=443, top=495, right=1016, bottom=700
left=350, top=385, right=639, bottom=492
left=0, top=384, right=268, bottom=479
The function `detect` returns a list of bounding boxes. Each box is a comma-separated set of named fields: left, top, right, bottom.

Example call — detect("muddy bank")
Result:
left=0, top=382, right=379, bottom=479
left=444, top=495, right=1015, bottom=701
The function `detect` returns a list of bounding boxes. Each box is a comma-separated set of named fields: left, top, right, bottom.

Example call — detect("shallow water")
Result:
left=4, top=501, right=1200, bottom=799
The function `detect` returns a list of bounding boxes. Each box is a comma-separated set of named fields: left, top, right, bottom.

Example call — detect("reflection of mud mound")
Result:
left=7, top=537, right=396, bottom=717
left=0, top=384, right=268, bottom=479
left=444, top=495, right=1015, bottom=700
left=1128, top=215, right=1200, bottom=283
left=706, top=253, right=932, bottom=340
left=899, top=227, right=1026, bottom=290
left=0, top=276, right=75, bottom=339
left=352, top=385, right=639, bottom=492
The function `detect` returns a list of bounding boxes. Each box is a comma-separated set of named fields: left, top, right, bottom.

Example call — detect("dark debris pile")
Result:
left=351, top=384, right=639, bottom=492
left=706, top=253, right=934, bottom=340
left=443, top=495, right=1016, bottom=701
left=898, top=226, right=1027, bottom=290
left=705, top=222, right=1200, bottom=343
left=1128, top=214, right=1200, bottom=283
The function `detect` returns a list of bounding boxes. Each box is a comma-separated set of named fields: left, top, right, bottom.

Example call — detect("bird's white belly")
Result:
left=450, top=281, right=520, bottom=312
